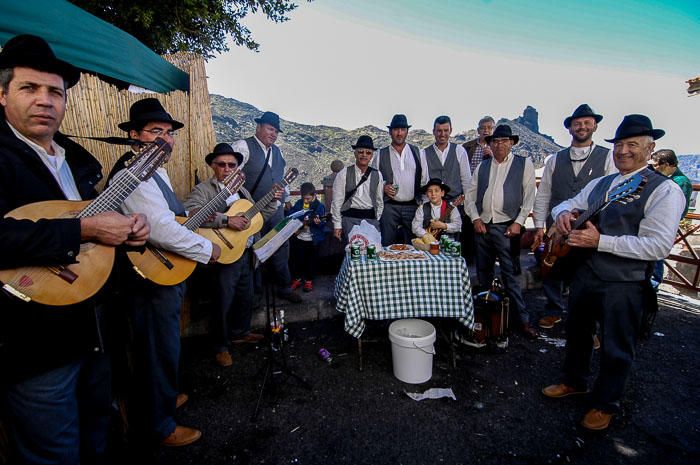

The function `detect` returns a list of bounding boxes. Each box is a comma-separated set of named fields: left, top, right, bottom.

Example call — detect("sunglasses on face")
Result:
left=212, top=162, right=238, bottom=168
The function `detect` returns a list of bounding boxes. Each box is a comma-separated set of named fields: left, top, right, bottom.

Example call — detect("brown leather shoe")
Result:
left=215, top=351, right=233, bottom=367
left=231, top=332, right=265, bottom=344
left=542, top=383, right=589, bottom=398
left=176, top=393, right=188, bottom=409
left=581, top=408, right=613, bottom=430
left=161, top=425, right=201, bottom=447
left=538, top=315, right=562, bottom=329
left=521, top=323, right=539, bottom=340
left=593, top=334, right=601, bottom=350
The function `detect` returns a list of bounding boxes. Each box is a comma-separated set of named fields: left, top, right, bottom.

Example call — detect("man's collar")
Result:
left=253, top=135, right=271, bottom=151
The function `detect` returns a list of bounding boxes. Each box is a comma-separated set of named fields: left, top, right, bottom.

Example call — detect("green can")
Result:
left=350, top=241, right=362, bottom=260
left=367, top=244, right=377, bottom=260
left=452, top=241, right=462, bottom=257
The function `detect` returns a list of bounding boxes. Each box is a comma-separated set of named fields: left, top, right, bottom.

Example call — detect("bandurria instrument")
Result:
left=0, top=138, right=172, bottom=305
left=426, top=194, right=465, bottom=239
left=540, top=173, right=646, bottom=279
left=198, top=167, right=299, bottom=264
left=127, top=168, right=246, bottom=285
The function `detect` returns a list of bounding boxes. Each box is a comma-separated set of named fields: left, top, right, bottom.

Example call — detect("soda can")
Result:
left=440, top=234, right=449, bottom=250
left=318, top=347, right=333, bottom=364
left=367, top=244, right=377, bottom=259
left=392, top=184, right=399, bottom=195
left=447, top=240, right=456, bottom=256
left=350, top=241, right=362, bottom=260
left=452, top=241, right=462, bottom=257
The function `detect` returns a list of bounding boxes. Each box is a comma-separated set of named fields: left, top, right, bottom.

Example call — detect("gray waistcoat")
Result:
left=423, top=144, right=462, bottom=197
left=342, top=166, right=380, bottom=212
left=422, top=201, right=452, bottom=229
left=242, top=137, right=285, bottom=202
left=378, top=144, right=422, bottom=202
left=475, top=155, right=526, bottom=221
left=585, top=168, right=667, bottom=281
left=548, top=145, right=609, bottom=227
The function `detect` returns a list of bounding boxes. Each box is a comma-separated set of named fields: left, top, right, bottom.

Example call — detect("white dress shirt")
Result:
left=533, top=143, right=616, bottom=228
left=412, top=201, right=462, bottom=237
left=551, top=166, right=685, bottom=261
left=9, top=123, right=81, bottom=201
left=465, top=153, right=536, bottom=226
left=331, top=165, right=384, bottom=228
left=419, top=143, right=472, bottom=196
left=371, top=144, right=417, bottom=201
left=231, top=135, right=289, bottom=205
left=119, top=166, right=213, bottom=264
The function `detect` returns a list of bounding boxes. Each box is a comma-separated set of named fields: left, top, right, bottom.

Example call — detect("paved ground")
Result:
left=106, top=271, right=700, bottom=465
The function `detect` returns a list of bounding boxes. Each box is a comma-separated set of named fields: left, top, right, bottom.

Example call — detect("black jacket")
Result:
left=0, top=116, right=105, bottom=383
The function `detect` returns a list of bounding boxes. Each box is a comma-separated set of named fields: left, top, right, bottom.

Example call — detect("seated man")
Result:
left=412, top=178, right=462, bottom=241
left=183, top=143, right=277, bottom=367
left=331, top=135, right=384, bottom=242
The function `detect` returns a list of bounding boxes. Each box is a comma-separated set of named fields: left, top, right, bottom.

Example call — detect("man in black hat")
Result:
left=184, top=143, right=276, bottom=368
left=0, top=35, right=150, bottom=463
left=543, top=115, right=685, bottom=431
left=371, top=114, right=422, bottom=245
left=331, top=135, right=384, bottom=242
left=464, top=124, right=537, bottom=338
left=231, top=111, right=301, bottom=302
left=532, top=104, right=616, bottom=330
left=112, top=98, right=220, bottom=447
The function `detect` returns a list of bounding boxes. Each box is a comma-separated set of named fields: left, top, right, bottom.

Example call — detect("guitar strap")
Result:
left=249, top=148, right=272, bottom=197
left=343, top=167, right=373, bottom=206
left=152, top=172, right=185, bottom=216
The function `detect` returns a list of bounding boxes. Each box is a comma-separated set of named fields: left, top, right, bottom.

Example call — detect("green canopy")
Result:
left=0, top=0, right=189, bottom=92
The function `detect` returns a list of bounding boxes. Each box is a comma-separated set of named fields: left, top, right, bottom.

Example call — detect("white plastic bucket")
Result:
left=388, top=319, right=436, bottom=384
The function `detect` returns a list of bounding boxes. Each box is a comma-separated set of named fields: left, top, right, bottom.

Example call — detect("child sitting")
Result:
left=412, top=178, right=462, bottom=241
left=288, top=182, right=327, bottom=292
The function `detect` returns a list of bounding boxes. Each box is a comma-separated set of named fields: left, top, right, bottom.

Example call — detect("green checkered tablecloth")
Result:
left=334, top=252, right=474, bottom=337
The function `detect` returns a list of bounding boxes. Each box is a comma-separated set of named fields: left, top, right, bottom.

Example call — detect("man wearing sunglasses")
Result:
left=184, top=143, right=277, bottom=368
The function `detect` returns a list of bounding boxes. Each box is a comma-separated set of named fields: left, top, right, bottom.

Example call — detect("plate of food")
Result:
left=378, top=250, right=427, bottom=261
left=386, top=243, right=415, bottom=252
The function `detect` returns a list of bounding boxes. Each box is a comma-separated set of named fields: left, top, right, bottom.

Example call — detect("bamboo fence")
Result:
left=61, top=53, right=216, bottom=199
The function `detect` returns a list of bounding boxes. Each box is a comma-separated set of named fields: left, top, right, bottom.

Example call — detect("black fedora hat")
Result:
left=485, top=124, right=519, bottom=145
left=604, top=114, right=665, bottom=143
left=420, top=177, right=451, bottom=195
left=351, top=135, right=378, bottom=151
left=118, top=98, right=184, bottom=132
left=0, top=34, right=81, bottom=88
left=254, top=111, right=283, bottom=132
left=564, top=103, right=603, bottom=128
left=387, top=114, right=411, bottom=130
left=205, top=143, right=243, bottom=165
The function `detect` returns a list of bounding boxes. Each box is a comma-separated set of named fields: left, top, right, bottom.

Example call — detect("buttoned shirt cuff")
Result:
left=515, top=214, right=528, bottom=227
left=334, top=222, right=342, bottom=229
left=534, top=220, right=546, bottom=229
left=597, top=234, right=615, bottom=253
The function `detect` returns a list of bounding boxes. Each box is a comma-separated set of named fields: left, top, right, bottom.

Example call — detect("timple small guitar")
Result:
left=198, top=168, right=299, bottom=264
left=540, top=173, right=647, bottom=279
left=127, top=169, right=246, bottom=285
left=426, top=194, right=465, bottom=239
left=0, top=138, right=172, bottom=306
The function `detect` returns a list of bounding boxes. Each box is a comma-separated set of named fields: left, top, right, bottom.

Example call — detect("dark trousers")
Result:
left=128, top=281, right=184, bottom=442
left=380, top=202, right=417, bottom=246
left=213, top=251, right=253, bottom=352
left=474, top=222, right=528, bottom=323
left=542, top=276, right=567, bottom=316
left=260, top=206, right=291, bottom=293
left=563, top=270, right=645, bottom=413
left=2, top=354, right=111, bottom=465
left=289, top=236, right=317, bottom=281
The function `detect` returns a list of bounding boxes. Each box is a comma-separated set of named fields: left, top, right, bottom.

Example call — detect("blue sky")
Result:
left=208, top=0, right=700, bottom=153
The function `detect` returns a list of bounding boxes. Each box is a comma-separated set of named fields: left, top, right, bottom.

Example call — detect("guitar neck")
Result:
left=571, top=195, right=606, bottom=230
left=183, top=187, right=234, bottom=231
left=78, top=170, right=142, bottom=218
left=244, top=182, right=287, bottom=220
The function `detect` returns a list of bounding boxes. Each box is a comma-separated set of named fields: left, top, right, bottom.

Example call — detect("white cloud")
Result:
left=207, top=6, right=699, bottom=153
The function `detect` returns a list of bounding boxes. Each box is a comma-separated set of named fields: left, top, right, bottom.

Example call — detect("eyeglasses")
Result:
left=212, top=162, right=238, bottom=168
left=141, top=128, right=178, bottom=137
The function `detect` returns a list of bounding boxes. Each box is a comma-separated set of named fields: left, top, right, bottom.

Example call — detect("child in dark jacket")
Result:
left=288, top=182, right=327, bottom=292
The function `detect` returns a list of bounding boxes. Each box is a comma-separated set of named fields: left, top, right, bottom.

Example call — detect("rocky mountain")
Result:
left=677, top=155, right=700, bottom=182
left=210, top=94, right=563, bottom=190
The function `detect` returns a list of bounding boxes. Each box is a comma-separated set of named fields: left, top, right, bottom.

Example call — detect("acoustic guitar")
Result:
left=0, top=138, right=172, bottom=306
left=198, top=167, right=299, bottom=264
left=426, top=194, right=465, bottom=239
left=540, top=173, right=647, bottom=279
left=127, top=169, right=246, bottom=285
